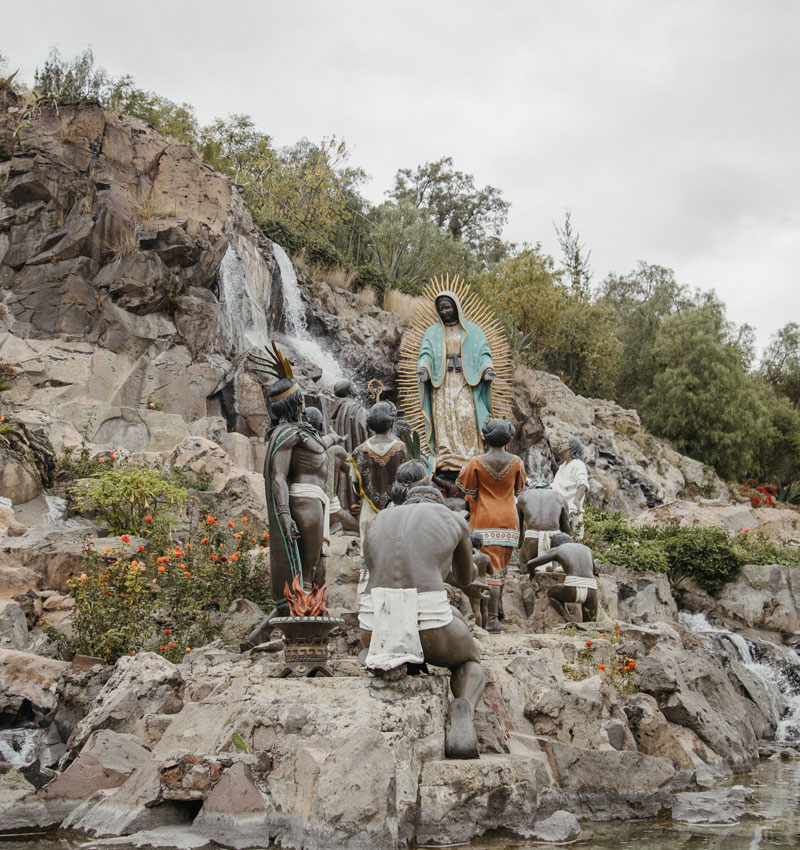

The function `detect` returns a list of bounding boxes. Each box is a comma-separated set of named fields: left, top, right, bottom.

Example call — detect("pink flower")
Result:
left=742, top=527, right=751, bottom=533
left=79, top=573, right=88, bottom=582
left=149, top=402, right=155, bottom=408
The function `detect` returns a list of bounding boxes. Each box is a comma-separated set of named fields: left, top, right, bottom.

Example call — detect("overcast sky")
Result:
left=4, top=1, right=798, bottom=351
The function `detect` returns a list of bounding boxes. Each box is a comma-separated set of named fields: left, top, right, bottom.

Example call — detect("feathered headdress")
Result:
left=248, top=343, right=299, bottom=401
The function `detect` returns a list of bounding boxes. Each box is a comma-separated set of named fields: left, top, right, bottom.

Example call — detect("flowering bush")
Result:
left=60, top=506, right=271, bottom=663
left=739, top=479, right=777, bottom=508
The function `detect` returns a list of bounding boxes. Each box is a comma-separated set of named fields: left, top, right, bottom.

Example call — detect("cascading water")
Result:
left=218, top=241, right=344, bottom=387
left=270, top=242, right=344, bottom=386
left=680, top=611, right=800, bottom=741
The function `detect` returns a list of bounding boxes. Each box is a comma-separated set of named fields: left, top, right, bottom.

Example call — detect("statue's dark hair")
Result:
left=391, top=460, right=430, bottom=505
left=470, top=532, right=483, bottom=550
left=268, top=379, right=304, bottom=423
left=435, top=294, right=457, bottom=314
left=404, top=485, right=444, bottom=505
left=393, top=418, right=413, bottom=438
left=333, top=379, right=356, bottom=398
left=366, top=401, right=395, bottom=433
left=304, top=406, right=323, bottom=431
left=550, top=532, right=573, bottom=548
left=481, top=417, right=514, bottom=447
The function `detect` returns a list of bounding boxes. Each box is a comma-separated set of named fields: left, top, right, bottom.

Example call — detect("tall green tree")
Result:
left=761, top=322, right=800, bottom=408
left=390, top=156, right=509, bottom=266
left=640, top=302, right=770, bottom=479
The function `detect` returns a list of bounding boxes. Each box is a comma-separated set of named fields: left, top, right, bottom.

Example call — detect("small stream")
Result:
left=3, top=760, right=799, bottom=849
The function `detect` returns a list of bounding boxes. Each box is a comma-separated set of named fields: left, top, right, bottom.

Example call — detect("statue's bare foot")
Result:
left=445, top=697, right=479, bottom=759
left=486, top=616, right=501, bottom=633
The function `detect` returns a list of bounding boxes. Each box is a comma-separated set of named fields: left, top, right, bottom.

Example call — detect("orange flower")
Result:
left=138, top=545, right=145, bottom=552
left=259, top=546, right=264, bottom=551
left=627, top=659, right=636, bottom=669
left=201, top=538, right=208, bottom=544
left=157, top=556, right=168, bottom=564
left=185, top=647, right=191, bottom=653
left=98, top=457, right=106, bottom=463
left=234, top=533, right=242, bottom=540
left=80, top=573, right=88, bottom=582
left=121, top=534, right=130, bottom=543
left=168, top=641, right=175, bottom=648
left=158, top=565, right=165, bottom=573
left=144, top=515, right=153, bottom=523
left=152, top=578, right=158, bottom=584
left=598, top=664, right=606, bottom=671
left=183, top=571, right=191, bottom=577
left=110, top=454, right=117, bottom=460
left=206, top=516, right=216, bottom=524
left=230, top=552, right=241, bottom=561
left=251, top=537, right=256, bottom=543
left=178, top=563, right=185, bottom=569
left=102, top=546, right=112, bottom=555
left=241, top=516, right=248, bottom=523
left=164, top=628, right=171, bottom=635
left=227, top=520, right=235, bottom=528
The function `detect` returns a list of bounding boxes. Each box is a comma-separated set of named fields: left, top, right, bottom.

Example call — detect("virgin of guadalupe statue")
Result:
left=397, top=275, right=513, bottom=476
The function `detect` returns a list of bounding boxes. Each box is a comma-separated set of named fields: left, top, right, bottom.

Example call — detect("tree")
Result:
left=107, top=76, right=199, bottom=146
left=761, top=322, right=800, bottom=408
left=554, top=210, right=592, bottom=292
left=366, top=199, right=475, bottom=292
left=476, top=248, right=620, bottom=397
left=390, top=156, right=510, bottom=265
left=34, top=47, right=109, bottom=104
left=640, top=303, right=770, bottom=480
left=599, top=263, right=689, bottom=410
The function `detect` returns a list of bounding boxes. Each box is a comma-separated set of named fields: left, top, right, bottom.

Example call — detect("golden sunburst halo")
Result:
left=397, top=274, right=513, bottom=455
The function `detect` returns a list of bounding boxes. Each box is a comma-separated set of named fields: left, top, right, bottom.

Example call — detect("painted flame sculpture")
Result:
left=284, top=573, right=328, bottom=617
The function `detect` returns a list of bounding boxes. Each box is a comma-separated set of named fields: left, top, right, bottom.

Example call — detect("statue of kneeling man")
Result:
left=359, top=481, right=485, bottom=759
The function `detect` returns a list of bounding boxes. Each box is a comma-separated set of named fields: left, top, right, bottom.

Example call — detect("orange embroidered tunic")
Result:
left=457, top=455, right=526, bottom=583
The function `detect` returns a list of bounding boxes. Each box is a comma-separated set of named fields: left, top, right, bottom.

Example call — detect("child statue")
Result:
left=526, top=532, right=599, bottom=623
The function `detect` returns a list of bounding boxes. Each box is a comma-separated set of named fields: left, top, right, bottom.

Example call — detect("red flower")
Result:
left=227, top=521, right=235, bottom=528
left=121, top=534, right=130, bottom=544
left=598, top=664, right=606, bottom=671
left=164, top=629, right=171, bottom=635
left=241, top=516, right=248, bottom=523
left=585, top=640, right=593, bottom=647
left=138, top=545, right=145, bottom=552
left=627, top=659, right=636, bottom=669
left=144, top=515, right=153, bottom=523
left=168, top=641, right=175, bottom=648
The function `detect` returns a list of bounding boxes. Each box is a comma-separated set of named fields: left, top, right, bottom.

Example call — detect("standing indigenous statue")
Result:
left=242, top=345, right=336, bottom=649
left=517, top=477, right=572, bottom=566
left=304, top=407, right=359, bottom=534
left=465, top=533, right=492, bottom=629
left=359, top=484, right=485, bottom=759
left=551, top=437, right=590, bottom=539
left=349, top=402, right=409, bottom=591
left=397, top=275, right=513, bottom=477
left=329, top=379, right=368, bottom=511
left=457, top=418, right=526, bottom=633
left=526, top=532, right=599, bottom=623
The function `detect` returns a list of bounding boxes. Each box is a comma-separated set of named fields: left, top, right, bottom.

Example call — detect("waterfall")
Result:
left=270, top=242, right=344, bottom=387
left=680, top=611, right=800, bottom=741
left=0, top=728, right=40, bottom=766
left=218, top=241, right=344, bottom=387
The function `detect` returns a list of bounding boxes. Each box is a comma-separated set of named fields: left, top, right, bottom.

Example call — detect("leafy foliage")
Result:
left=62, top=511, right=270, bottom=663
left=70, top=460, right=188, bottom=536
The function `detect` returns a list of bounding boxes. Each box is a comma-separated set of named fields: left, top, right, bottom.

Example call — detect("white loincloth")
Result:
left=289, top=483, right=330, bottom=549
left=564, top=575, right=597, bottom=604
left=359, top=588, right=453, bottom=671
left=330, top=496, right=342, bottom=513
left=524, top=529, right=553, bottom=552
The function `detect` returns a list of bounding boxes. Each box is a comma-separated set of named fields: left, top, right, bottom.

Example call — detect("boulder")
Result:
left=671, top=786, right=758, bottom=824
left=526, top=810, right=581, bottom=843
left=39, top=729, right=152, bottom=801
left=415, top=755, right=547, bottom=845
left=68, top=653, right=184, bottom=750
left=0, top=648, right=69, bottom=724
left=0, top=598, right=30, bottom=650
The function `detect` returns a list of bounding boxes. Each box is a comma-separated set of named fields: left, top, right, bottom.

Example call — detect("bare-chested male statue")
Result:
left=526, top=532, right=599, bottom=623
left=359, top=484, right=485, bottom=759
left=517, top=477, right=572, bottom=566
left=242, top=347, right=336, bottom=650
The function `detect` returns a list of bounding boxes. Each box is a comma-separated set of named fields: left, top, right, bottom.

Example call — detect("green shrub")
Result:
left=602, top=542, right=668, bottom=573
left=734, top=531, right=800, bottom=567
left=352, top=263, right=390, bottom=294
left=70, top=460, right=187, bottom=536
left=661, top=526, right=742, bottom=591
left=63, top=509, right=271, bottom=663
left=303, top=237, right=345, bottom=269
left=259, top=217, right=305, bottom=255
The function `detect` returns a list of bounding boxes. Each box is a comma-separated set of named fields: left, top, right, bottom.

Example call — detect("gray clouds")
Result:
left=5, top=0, right=797, bottom=347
